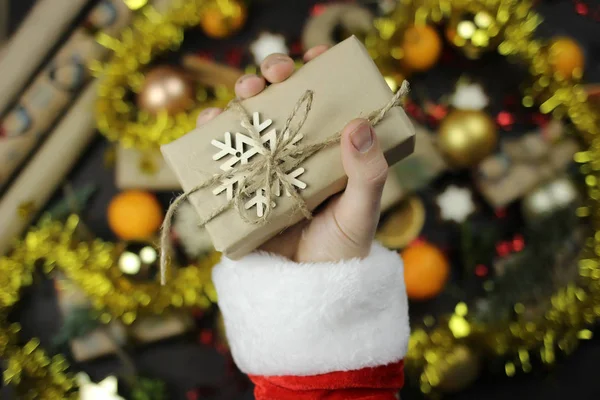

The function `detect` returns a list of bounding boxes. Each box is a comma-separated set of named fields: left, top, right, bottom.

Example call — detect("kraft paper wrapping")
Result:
left=0, top=83, right=98, bottom=256
left=0, top=0, right=135, bottom=189
left=116, top=147, right=180, bottom=190
left=162, top=37, right=415, bottom=259
left=476, top=133, right=579, bottom=208
left=0, top=0, right=89, bottom=115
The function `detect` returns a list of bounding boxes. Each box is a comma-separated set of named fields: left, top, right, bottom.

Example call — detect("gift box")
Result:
left=54, top=273, right=192, bottom=362
left=162, top=36, right=415, bottom=259
left=116, top=147, right=180, bottom=190
left=475, top=121, right=579, bottom=207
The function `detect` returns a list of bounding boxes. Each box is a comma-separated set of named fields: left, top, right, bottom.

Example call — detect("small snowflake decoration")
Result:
left=436, top=185, right=475, bottom=223
left=211, top=112, right=306, bottom=217
left=77, top=373, right=124, bottom=400
left=250, top=32, right=289, bottom=65
left=450, top=82, right=489, bottom=111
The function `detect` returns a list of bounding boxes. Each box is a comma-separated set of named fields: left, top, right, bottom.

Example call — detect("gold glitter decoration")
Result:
left=0, top=215, right=220, bottom=397
left=368, top=0, right=600, bottom=395
left=94, top=0, right=234, bottom=150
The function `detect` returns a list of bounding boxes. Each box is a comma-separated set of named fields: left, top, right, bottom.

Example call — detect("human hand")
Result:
left=197, top=46, right=388, bottom=262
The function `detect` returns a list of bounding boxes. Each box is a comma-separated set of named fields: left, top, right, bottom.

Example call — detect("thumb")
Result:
left=332, top=119, right=388, bottom=256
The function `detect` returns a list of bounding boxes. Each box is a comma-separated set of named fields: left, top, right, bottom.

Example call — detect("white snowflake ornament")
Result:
left=436, top=185, right=475, bottom=223
left=250, top=32, right=289, bottom=65
left=211, top=111, right=307, bottom=217
left=77, top=373, right=124, bottom=400
left=211, top=112, right=276, bottom=199
left=273, top=167, right=307, bottom=196
left=450, top=82, right=489, bottom=111
left=244, top=188, right=276, bottom=217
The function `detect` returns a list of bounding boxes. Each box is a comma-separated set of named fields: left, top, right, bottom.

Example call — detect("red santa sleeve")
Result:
left=212, top=242, right=410, bottom=400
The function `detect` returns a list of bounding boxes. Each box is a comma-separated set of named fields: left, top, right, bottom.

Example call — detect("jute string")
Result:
left=160, top=80, right=410, bottom=285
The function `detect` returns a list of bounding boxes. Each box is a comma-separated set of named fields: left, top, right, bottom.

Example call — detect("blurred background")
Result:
left=1, top=0, right=600, bottom=399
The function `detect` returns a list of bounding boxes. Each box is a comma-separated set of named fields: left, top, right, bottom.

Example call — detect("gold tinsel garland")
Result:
left=0, top=215, right=219, bottom=397
left=367, top=0, right=600, bottom=394
left=5, top=0, right=599, bottom=397
left=93, top=0, right=234, bottom=150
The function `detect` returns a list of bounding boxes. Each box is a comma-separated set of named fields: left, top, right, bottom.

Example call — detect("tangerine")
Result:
left=108, top=190, right=163, bottom=240
left=402, top=242, right=450, bottom=300
left=401, top=25, right=442, bottom=72
left=200, top=0, right=247, bottom=39
left=548, top=37, right=585, bottom=79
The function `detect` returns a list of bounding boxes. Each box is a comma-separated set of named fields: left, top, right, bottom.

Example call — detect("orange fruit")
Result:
left=200, top=0, right=247, bottom=39
left=108, top=190, right=163, bottom=240
left=401, top=25, right=442, bottom=72
left=402, top=242, right=450, bottom=300
left=548, top=37, right=584, bottom=78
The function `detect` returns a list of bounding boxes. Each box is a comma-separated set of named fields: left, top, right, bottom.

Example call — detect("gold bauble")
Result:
left=438, top=110, right=498, bottom=168
left=200, top=0, right=247, bottom=39
left=435, top=345, right=481, bottom=392
left=446, top=11, right=501, bottom=59
left=136, top=66, right=195, bottom=116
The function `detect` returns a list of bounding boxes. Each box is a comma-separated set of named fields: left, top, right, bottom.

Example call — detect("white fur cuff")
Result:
left=212, top=242, right=410, bottom=377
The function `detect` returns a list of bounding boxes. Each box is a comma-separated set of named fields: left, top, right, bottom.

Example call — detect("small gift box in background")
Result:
left=475, top=121, right=579, bottom=208
left=54, top=273, right=192, bottom=362
left=162, top=36, right=415, bottom=259
left=116, top=147, right=181, bottom=190
left=386, top=123, right=447, bottom=201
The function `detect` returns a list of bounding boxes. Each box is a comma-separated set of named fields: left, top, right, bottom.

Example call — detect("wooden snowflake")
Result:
left=211, top=112, right=307, bottom=217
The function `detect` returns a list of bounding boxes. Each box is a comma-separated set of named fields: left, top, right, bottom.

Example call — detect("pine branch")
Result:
left=51, top=306, right=101, bottom=350
left=474, top=206, right=580, bottom=323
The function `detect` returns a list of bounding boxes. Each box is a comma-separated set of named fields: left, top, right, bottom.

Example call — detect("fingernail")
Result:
left=263, top=55, right=291, bottom=70
left=350, top=122, right=373, bottom=153
left=236, top=74, right=255, bottom=86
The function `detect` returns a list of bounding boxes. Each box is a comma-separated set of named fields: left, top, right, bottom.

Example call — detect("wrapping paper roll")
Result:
left=0, top=0, right=8, bottom=50
left=0, top=0, right=135, bottom=189
left=0, top=0, right=177, bottom=255
left=0, top=82, right=98, bottom=255
left=0, top=0, right=90, bottom=114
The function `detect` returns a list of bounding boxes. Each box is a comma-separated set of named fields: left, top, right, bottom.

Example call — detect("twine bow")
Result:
left=160, top=80, right=410, bottom=284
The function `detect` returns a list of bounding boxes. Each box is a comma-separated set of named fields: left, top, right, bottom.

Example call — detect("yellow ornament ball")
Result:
left=548, top=37, right=585, bottom=78
left=400, top=25, right=442, bottom=72
left=438, top=110, right=498, bottom=168
left=108, top=190, right=163, bottom=240
left=402, top=242, right=450, bottom=300
left=200, top=0, right=247, bottom=39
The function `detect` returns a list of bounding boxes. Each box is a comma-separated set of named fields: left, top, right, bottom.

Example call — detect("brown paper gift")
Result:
left=162, top=36, right=415, bottom=259
left=54, top=273, right=192, bottom=362
left=475, top=124, right=579, bottom=208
